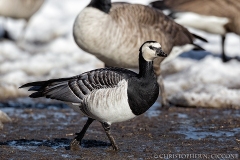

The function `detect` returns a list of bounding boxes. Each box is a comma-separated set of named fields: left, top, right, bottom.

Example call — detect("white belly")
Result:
left=82, top=80, right=136, bottom=124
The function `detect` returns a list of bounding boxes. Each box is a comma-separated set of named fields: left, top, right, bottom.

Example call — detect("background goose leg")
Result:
left=158, top=75, right=169, bottom=109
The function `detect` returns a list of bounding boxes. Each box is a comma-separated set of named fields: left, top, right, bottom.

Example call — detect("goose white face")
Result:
left=141, top=41, right=167, bottom=61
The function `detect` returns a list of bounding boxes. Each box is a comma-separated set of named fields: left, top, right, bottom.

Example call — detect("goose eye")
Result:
left=149, top=46, right=154, bottom=50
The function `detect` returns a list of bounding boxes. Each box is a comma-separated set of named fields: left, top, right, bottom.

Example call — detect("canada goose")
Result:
left=73, top=0, right=206, bottom=108
left=150, top=0, right=240, bottom=62
left=20, top=41, right=167, bottom=151
left=0, top=0, right=45, bottom=41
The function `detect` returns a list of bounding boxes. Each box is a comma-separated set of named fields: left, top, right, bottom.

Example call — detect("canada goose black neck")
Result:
left=88, top=0, right=111, bottom=14
left=127, top=50, right=159, bottom=116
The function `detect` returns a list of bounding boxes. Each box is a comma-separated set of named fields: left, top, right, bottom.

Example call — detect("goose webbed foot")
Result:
left=70, top=138, right=81, bottom=151
left=161, top=100, right=171, bottom=110
left=222, top=55, right=240, bottom=63
left=70, top=132, right=86, bottom=151
left=222, top=55, right=231, bottom=63
left=234, top=56, right=240, bottom=62
left=69, top=117, right=94, bottom=151
left=101, top=122, right=119, bottom=151
left=1, top=29, right=15, bottom=41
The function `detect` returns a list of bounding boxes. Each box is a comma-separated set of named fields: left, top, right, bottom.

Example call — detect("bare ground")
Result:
left=0, top=98, right=239, bottom=160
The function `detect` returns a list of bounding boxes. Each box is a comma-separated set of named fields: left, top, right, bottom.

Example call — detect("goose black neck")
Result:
left=127, top=52, right=159, bottom=116
left=88, top=0, right=111, bottom=14
left=138, top=52, right=155, bottom=78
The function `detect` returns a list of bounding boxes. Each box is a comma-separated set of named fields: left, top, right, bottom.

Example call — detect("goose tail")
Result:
left=150, top=0, right=170, bottom=10
left=19, top=77, right=82, bottom=103
left=192, top=33, right=208, bottom=43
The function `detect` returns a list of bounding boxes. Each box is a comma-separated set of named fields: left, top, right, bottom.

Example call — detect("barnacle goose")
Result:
left=73, top=0, right=206, bottom=108
left=150, top=0, right=240, bottom=62
left=0, top=0, right=45, bottom=41
left=20, top=41, right=167, bottom=151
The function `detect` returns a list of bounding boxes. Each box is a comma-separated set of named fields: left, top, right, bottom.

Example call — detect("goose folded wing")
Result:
left=20, top=68, right=134, bottom=103
left=112, top=4, right=197, bottom=46
left=150, top=0, right=239, bottom=18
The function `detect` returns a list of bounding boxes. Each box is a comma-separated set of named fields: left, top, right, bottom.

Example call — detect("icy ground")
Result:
left=0, top=0, right=240, bottom=108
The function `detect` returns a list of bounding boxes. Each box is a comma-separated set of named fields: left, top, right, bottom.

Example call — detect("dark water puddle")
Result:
left=176, top=126, right=240, bottom=140
left=145, top=101, right=162, bottom=118
left=0, top=138, right=111, bottom=150
left=0, top=98, right=68, bottom=109
left=0, top=138, right=70, bottom=150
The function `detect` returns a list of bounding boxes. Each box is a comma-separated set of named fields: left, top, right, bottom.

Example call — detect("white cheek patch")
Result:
left=142, top=48, right=156, bottom=61
left=141, top=42, right=162, bottom=61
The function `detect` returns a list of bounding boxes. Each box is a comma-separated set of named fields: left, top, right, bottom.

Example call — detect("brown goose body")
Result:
left=151, top=0, right=240, bottom=62
left=0, top=0, right=44, bottom=20
left=73, top=2, right=201, bottom=75
left=151, top=0, right=240, bottom=35
left=0, top=0, right=45, bottom=41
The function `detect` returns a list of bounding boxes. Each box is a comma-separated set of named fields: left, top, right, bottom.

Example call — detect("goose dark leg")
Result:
left=221, top=35, right=228, bottom=62
left=105, top=64, right=110, bottom=68
left=101, top=122, right=119, bottom=151
left=158, top=75, right=169, bottom=109
left=1, top=17, right=15, bottom=41
left=70, top=117, right=94, bottom=151
left=154, top=60, right=170, bottom=109
left=1, top=29, right=14, bottom=41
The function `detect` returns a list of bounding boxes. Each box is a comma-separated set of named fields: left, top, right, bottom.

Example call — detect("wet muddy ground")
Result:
left=0, top=98, right=239, bottom=159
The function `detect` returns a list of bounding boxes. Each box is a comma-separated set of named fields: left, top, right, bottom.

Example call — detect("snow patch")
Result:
left=0, top=0, right=240, bottom=108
